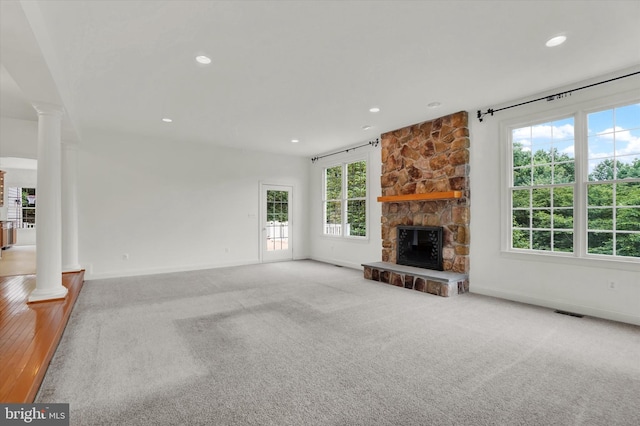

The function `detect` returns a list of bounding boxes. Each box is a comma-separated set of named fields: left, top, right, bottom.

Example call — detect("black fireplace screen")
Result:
left=397, top=226, right=443, bottom=270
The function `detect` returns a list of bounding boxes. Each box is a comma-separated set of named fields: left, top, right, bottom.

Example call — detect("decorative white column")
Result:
left=62, top=142, right=81, bottom=271
left=29, top=102, right=68, bottom=302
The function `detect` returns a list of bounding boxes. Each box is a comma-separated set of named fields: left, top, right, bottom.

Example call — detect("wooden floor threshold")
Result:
left=0, top=271, right=84, bottom=403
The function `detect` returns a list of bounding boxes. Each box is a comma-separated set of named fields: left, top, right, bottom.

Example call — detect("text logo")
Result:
left=1, top=404, right=69, bottom=426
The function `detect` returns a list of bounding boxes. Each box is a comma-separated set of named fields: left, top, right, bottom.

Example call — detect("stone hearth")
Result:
left=362, top=262, right=468, bottom=297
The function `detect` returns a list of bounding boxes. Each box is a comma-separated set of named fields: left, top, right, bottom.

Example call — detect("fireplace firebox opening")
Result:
left=397, top=226, right=443, bottom=271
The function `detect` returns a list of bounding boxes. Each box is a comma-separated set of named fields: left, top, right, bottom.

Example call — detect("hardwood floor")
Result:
left=0, top=271, right=84, bottom=403
left=0, top=245, right=36, bottom=277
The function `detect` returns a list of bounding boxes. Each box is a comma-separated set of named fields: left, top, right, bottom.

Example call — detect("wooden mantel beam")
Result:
left=376, top=191, right=462, bottom=203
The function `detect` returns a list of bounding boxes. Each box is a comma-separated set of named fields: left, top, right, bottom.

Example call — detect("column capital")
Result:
left=32, top=102, right=65, bottom=118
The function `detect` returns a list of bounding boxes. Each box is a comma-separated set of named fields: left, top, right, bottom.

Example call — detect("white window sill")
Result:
left=320, top=234, right=371, bottom=244
left=500, top=249, right=640, bottom=272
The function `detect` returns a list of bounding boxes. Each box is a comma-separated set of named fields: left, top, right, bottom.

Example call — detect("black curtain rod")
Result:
left=477, top=71, right=640, bottom=122
left=311, top=139, right=379, bottom=163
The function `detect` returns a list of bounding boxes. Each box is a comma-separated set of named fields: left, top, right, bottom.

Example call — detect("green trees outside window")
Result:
left=324, top=165, right=342, bottom=235
left=510, top=102, right=640, bottom=259
left=323, top=160, right=367, bottom=237
left=266, top=190, right=288, bottom=222
left=511, top=117, right=576, bottom=253
left=347, top=161, right=367, bottom=237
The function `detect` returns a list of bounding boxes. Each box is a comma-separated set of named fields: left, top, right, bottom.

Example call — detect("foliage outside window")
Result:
left=7, top=187, right=36, bottom=229
left=511, top=117, right=575, bottom=253
left=266, top=189, right=289, bottom=251
left=586, top=104, right=640, bottom=257
left=323, top=160, right=367, bottom=237
left=266, top=190, right=288, bottom=222
left=509, top=102, right=639, bottom=260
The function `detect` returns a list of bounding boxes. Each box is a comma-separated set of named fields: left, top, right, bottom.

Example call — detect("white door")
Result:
left=261, top=184, right=293, bottom=262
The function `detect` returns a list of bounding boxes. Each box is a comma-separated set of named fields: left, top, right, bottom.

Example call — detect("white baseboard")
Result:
left=308, top=256, right=364, bottom=271
left=84, top=259, right=259, bottom=280
left=85, top=255, right=317, bottom=280
left=471, top=285, right=640, bottom=326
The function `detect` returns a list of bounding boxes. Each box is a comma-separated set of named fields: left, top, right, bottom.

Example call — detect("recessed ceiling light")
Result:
left=546, top=35, right=567, bottom=47
left=195, top=55, right=212, bottom=64
left=427, top=102, right=441, bottom=108
left=162, top=118, right=172, bottom=123
left=291, top=139, right=299, bottom=143
left=362, top=125, right=372, bottom=130
left=369, top=107, right=380, bottom=113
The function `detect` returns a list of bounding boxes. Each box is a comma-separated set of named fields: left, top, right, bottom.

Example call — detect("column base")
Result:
left=28, top=285, right=68, bottom=303
left=63, top=264, right=83, bottom=273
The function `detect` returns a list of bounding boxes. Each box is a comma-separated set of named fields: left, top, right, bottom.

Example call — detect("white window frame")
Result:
left=7, top=186, right=36, bottom=229
left=321, top=155, right=369, bottom=240
left=501, top=92, right=640, bottom=269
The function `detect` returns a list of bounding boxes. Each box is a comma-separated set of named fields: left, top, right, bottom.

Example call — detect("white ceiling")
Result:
left=1, top=0, right=640, bottom=157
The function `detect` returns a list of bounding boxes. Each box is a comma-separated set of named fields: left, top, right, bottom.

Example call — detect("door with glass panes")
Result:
left=261, top=184, right=293, bottom=262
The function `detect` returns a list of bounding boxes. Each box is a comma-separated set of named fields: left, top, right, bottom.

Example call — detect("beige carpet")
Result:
left=0, top=245, right=36, bottom=276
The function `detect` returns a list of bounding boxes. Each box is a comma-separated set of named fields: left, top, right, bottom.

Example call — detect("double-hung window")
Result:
left=323, top=159, right=367, bottom=238
left=511, top=116, right=576, bottom=253
left=507, top=100, right=640, bottom=260
left=586, top=104, right=640, bottom=257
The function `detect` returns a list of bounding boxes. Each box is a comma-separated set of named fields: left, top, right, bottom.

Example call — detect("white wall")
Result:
left=469, top=68, right=640, bottom=325
left=309, top=148, right=382, bottom=270
left=0, top=117, right=38, bottom=159
left=78, top=129, right=310, bottom=279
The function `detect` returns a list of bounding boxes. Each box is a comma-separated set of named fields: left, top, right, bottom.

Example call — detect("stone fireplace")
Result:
left=362, top=111, right=470, bottom=296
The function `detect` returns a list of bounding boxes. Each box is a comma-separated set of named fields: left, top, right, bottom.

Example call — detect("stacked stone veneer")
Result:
left=380, top=111, right=470, bottom=284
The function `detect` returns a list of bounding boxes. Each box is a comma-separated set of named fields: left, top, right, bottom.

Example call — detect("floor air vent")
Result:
left=554, top=310, right=584, bottom=318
